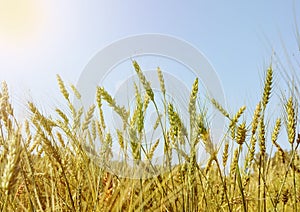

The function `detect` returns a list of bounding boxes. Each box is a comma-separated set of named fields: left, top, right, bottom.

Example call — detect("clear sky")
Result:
left=0, top=0, right=299, bottom=118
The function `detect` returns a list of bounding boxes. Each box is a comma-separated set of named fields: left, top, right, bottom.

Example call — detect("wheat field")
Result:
left=0, top=60, right=299, bottom=211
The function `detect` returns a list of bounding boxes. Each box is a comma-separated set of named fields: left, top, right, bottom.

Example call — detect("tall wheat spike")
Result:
left=82, top=105, right=95, bottom=132
left=98, top=86, right=129, bottom=127
left=133, top=60, right=154, bottom=101
left=244, top=102, right=262, bottom=170
left=56, top=74, right=70, bottom=101
left=157, top=67, right=166, bottom=96
left=262, top=66, right=273, bottom=109
left=211, top=98, right=230, bottom=119
left=271, top=118, right=285, bottom=163
left=146, top=139, right=160, bottom=160
left=222, top=141, right=229, bottom=168
left=259, top=117, right=266, bottom=156
left=229, top=105, right=246, bottom=140
left=236, top=122, right=246, bottom=145
left=285, top=97, right=297, bottom=145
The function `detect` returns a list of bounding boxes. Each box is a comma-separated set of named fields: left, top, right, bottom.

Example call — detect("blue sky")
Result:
left=0, top=0, right=299, bottom=118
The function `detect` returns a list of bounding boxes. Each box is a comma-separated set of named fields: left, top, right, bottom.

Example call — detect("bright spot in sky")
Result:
left=0, top=0, right=42, bottom=44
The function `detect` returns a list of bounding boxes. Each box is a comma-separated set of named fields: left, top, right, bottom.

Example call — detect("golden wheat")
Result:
left=0, top=61, right=299, bottom=211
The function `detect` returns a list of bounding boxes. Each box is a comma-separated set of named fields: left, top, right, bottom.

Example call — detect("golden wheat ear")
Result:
left=1, top=132, right=22, bottom=195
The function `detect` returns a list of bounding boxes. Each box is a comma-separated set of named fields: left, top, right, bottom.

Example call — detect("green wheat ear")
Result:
left=211, top=98, right=230, bottom=119
left=244, top=102, right=262, bottom=170
left=271, top=118, right=285, bottom=163
left=133, top=83, right=144, bottom=133
left=262, top=66, right=273, bottom=109
left=189, top=78, right=199, bottom=126
left=251, top=102, right=262, bottom=135
left=157, top=66, right=166, bottom=95
left=259, top=117, right=266, bottom=156
left=167, top=103, right=186, bottom=143
left=229, top=105, right=246, bottom=140
left=132, top=60, right=154, bottom=101
left=97, top=86, right=129, bottom=124
left=96, top=87, right=106, bottom=130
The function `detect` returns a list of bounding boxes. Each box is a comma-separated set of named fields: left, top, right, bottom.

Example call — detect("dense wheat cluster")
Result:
left=0, top=60, right=300, bottom=211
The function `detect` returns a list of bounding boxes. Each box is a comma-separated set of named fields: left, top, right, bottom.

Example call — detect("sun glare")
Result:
left=0, top=0, right=42, bottom=44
